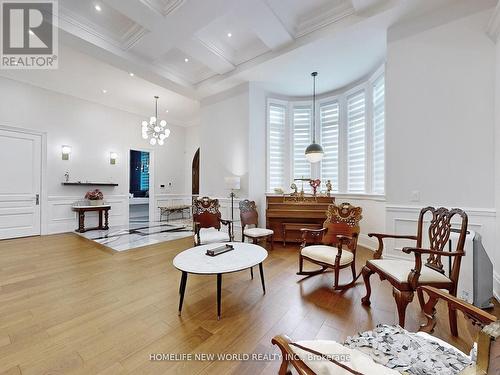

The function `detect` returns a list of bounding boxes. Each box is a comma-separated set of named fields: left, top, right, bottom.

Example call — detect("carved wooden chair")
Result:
left=297, top=203, right=362, bottom=290
left=361, top=206, right=468, bottom=329
left=192, top=196, right=233, bottom=246
left=272, top=285, right=498, bottom=375
left=239, top=199, right=274, bottom=249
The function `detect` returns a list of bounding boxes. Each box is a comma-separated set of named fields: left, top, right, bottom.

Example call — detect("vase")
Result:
left=89, top=199, right=103, bottom=206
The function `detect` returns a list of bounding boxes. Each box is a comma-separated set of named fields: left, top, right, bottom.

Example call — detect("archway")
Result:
left=192, top=148, right=200, bottom=195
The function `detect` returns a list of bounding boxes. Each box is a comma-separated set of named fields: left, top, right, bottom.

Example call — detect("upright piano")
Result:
left=266, top=194, right=335, bottom=246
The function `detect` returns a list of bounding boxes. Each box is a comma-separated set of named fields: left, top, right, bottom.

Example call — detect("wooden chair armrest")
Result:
left=300, top=228, right=327, bottom=248
left=367, top=233, right=417, bottom=259
left=271, top=335, right=315, bottom=375
left=402, top=247, right=465, bottom=257
left=419, top=286, right=496, bottom=334
left=368, top=233, right=418, bottom=240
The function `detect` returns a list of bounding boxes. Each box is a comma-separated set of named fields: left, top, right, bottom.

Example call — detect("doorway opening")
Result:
left=129, top=150, right=150, bottom=224
left=192, top=148, right=199, bottom=196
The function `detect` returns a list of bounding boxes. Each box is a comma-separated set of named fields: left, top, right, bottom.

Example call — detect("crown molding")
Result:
left=58, top=8, right=148, bottom=51
left=487, top=3, right=500, bottom=42
left=140, top=0, right=185, bottom=17
left=295, top=0, right=355, bottom=38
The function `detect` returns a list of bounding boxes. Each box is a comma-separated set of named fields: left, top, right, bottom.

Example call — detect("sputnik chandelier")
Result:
left=141, top=96, right=170, bottom=145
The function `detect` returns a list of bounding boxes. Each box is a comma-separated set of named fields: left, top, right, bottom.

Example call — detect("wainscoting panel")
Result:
left=47, top=195, right=128, bottom=234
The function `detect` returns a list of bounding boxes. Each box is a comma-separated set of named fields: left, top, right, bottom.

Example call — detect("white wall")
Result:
left=0, top=76, right=188, bottom=233
left=494, top=9, right=500, bottom=298
left=199, top=83, right=250, bottom=198
left=386, top=9, right=497, bottom=292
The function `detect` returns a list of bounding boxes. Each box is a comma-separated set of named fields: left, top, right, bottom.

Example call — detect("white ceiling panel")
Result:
left=157, top=48, right=216, bottom=84
left=59, top=0, right=148, bottom=49
left=195, top=10, right=270, bottom=65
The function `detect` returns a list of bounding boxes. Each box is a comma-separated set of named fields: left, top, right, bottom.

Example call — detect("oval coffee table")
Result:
left=173, top=242, right=267, bottom=320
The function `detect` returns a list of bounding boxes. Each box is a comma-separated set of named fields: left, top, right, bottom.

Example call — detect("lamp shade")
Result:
left=224, top=176, right=241, bottom=190
left=305, top=143, right=324, bottom=163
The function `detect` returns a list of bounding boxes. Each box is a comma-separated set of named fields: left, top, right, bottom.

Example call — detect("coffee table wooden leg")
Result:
left=250, top=267, right=253, bottom=279
left=259, top=262, right=266, bottom=294
left=178, top=271, right=188, bottom=316
left=217, top=273, right=222, bottom=320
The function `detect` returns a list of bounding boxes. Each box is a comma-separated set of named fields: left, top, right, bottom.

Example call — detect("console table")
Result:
left=71, top=204, right=111, bottom=233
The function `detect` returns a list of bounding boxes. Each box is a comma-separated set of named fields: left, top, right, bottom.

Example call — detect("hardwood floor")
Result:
left=0, top=234, right=497, bottom=374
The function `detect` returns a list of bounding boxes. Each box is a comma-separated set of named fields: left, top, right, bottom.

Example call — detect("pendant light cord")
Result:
left=154, top=96, right=159, bottom=120
left=311, top=72, right=317, bottom=143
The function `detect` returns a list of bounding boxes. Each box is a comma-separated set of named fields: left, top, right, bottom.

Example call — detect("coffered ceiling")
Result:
left=54, top=0, right=379, bottom=99
left=1, top=0, right=495, bottom=125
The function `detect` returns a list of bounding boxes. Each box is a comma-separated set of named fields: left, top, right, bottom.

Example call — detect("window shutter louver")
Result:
left=267, top=103, right=286, bottom=191
left=320, top=101, right=339, bottom=191
left=372, top=75, right=385, bottom=194
left=347, top=90, right=366, bottom=193
left=292, top=106, right=312, bottom=190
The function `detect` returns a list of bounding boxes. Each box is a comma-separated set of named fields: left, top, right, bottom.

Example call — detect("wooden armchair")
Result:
left=297, top=203, right=362, bottom=290
left=361, top=206, right=468, bottom=329
left=239, top=199, right=274, bottom=249
left=192, top=196, right=233, bottom=246
left=272, top=286, right=498, bottom=375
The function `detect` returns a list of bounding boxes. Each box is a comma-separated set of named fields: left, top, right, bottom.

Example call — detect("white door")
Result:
left=0, top=129, right=41, bottom=239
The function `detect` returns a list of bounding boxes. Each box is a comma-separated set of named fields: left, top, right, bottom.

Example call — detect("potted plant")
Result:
left=85, top=189, right=104, bottom=206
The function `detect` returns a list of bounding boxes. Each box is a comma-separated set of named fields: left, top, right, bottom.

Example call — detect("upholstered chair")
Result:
left=192, top=196, right=233, bottom=246
left=239, top=199, right=274, bottom=249
left=361, top=206, right=468, bottom=329
left=297, top=202, right=362, bottom=290
left=272, top=285, right=498, bottom=375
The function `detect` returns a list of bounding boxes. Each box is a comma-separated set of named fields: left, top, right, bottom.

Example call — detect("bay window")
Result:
left=266, top=69, right=385, bottom=195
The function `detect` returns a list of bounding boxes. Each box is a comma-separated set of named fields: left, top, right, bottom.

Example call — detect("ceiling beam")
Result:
left=236, top=0, right=293, bottom=50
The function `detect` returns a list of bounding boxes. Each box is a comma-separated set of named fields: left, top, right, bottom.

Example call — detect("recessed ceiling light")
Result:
left=129, top=72, right=134, bottom=77
left=184, top=58, right=189, bottom=62
left=165, top=109, right=169, bottom=113
left=227, top=32, right=232, bottom=38
left=102, top=89, right=107, bottom=94
left=94, top=4, right=102, bottom=12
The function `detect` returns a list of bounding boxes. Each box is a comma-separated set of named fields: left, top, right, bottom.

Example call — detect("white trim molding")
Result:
left=487, top=2, right=500, bottom=42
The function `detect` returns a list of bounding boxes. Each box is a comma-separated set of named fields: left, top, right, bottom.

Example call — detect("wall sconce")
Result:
left=110, top=152, right=117, bottom=165
left=61, top=145, right=71, bottom=160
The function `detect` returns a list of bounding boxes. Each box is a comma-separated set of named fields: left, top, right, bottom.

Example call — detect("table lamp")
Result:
left=225, top=176, right=240, bottom=221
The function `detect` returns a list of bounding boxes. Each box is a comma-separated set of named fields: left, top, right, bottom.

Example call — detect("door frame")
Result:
left=0, top=124, right=47, bottom=236
left=127, top=147, right=155, bottom=223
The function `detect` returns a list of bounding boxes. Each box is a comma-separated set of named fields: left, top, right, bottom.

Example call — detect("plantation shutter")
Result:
left=292, top=106, right=312, bottom=190
left=267, top=103, right=286, bottom=191
left=372, top=75, right=385, bottom=194
left=347, top=90, right=366, bottom=193
left=320, top=101, right=339, bottom=191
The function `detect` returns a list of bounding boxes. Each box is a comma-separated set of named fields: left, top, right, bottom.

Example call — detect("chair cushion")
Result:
left=301, top=245, right=354, bottom=266
left=294, top=339, right=399, bottom=375
left=368, top=259, right=451, bottom=283
left=243, top=227, right=273, bottom=237
left=194, top=228, right=230, bottom=245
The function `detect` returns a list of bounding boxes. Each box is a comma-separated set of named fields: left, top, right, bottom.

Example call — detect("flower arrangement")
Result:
left=85, top=189, right=104, bottom=201
left=309, top=179, right=321, bottom=196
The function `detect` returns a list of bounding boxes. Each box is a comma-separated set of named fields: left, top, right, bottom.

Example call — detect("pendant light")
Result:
left=305, top=71, right=324, bottom=163
left=141, top=96, right=170, bottom=146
